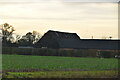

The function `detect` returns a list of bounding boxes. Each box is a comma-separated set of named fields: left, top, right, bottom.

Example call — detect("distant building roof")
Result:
left=35, top=30, right=80, bottom=49
left=79, top=39, right=119, bottom=50
left=35, top=30, right=120, bottom=50
left=48, top=30, right=80, bottom=39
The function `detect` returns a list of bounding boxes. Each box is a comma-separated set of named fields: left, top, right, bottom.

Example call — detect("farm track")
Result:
left=2, top=70, right=118, bottom=78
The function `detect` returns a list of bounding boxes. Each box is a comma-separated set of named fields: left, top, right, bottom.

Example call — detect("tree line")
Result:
left=0, top=23, right=42, bottom=47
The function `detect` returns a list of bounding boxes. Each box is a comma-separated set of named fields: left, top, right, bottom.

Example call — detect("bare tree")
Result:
left=0, top=23, right=15, bottom=43
left=32, top=31, right=42, bottom=43
left=18, top=32, right=35, bottom=46
left=14, top=34, right=21, bottom=43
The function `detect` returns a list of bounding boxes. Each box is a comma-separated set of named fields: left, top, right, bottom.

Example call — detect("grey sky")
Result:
left=0, top=0, right=119, bottom=2
left=0, top=0, right=118, bottom=39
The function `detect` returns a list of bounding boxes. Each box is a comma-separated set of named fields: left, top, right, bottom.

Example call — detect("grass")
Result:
left=2, top=54, right=118, bottom=71
left=2, top=54, right=118, bottom=78
left=3, top=71, right=118, bottom=78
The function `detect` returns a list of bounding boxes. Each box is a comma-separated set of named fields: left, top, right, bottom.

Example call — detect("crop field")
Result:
left=2, top=54, right=118, bottom=71
left=2, top=54, right=118, bottom=78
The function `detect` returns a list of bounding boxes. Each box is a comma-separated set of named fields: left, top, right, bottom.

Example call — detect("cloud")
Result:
left=0, top=2, right=117, bottom=20
left=63, top=0, right=119, bottom=2
left=0, top=0, right=62, bottom=3
left=0, top=0, right=119, bottom=2
left=0, top=1, right=118, bottom=38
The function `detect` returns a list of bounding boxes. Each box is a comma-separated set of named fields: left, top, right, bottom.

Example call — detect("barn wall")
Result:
left=79, top=39, right=119, bottom=50
left=35, top=31, right=59, bottom=48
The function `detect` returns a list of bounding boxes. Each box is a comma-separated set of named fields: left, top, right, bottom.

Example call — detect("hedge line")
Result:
left=2, top=47, right=118, bottom=58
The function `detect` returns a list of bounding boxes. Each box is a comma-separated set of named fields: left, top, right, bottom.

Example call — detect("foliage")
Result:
left=18, top=31, right=41, bottom=46
left=18, top=32, right=35, bottom=46
left=32, top=30, right=42, bottom=43
left=3, top=47, right=118, bottom=58
left=0, top=23, right=41, bottom=46
left=14, top=34, right=21, bottom=43
left=0, top=23, right=15, bottom=43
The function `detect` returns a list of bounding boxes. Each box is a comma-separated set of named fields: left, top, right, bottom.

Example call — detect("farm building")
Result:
left=35, top=30, right=81, bottom=49
left=35, top=30, right=120, bottom=50
left=79, top=39, right=119, bottom=50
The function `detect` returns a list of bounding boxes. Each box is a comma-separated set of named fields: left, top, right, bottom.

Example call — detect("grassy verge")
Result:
left=3, top=70, right=118, bottom=78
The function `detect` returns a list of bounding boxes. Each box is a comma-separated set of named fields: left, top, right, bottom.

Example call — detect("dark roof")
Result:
left=35, top=30, right=81, bottom=49
left=58, top=38, right=80, bottom=49
left=79, top=39, right=119, bottom=50
left=36, top=30, right=120, bottom=50
left=48, top=30, right=80, bottom=49
left=48, top=30, right=80, bottom=39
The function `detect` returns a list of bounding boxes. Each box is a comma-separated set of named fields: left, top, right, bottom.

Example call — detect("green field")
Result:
left=2, top=54, right=118, bottom=78
left=3, top=71, right=118, bottom=78
left=3, top=54, right=118, bottom=71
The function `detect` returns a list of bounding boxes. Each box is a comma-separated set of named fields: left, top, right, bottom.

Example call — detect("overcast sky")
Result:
left=0, top=0, right=119, bottom=39
left=0, top=0, right=119, bottom=2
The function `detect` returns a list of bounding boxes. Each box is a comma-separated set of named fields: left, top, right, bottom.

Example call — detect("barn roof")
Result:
left=79, top=39, right=119, bottom=50
left=35, top=30, right=81, bottom=49
left=48, top=30, right=81, bottom=49
left=36, top=30, right=120, bottom=50
left=48, top=30, right=80, bottom=39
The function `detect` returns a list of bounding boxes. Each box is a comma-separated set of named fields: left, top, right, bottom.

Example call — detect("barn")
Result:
left=35, top=30, right=120, bottom=50
left=35, top=30, right=81, bottom=49
left=79, top=39, right=119, bottom=50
